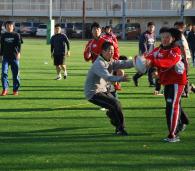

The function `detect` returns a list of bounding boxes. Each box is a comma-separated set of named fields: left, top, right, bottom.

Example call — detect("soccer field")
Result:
left=0, top=38, right=194, bottom=171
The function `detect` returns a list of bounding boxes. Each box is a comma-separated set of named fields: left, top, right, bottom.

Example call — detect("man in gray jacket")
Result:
left=84, top=42, right=134, bottom=135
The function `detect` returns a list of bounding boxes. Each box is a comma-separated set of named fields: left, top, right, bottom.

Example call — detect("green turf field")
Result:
left=0, top=38, right=194, bottom=171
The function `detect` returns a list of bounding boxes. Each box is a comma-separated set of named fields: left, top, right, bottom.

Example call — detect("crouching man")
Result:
left=84, top=42, right=134, bottom=135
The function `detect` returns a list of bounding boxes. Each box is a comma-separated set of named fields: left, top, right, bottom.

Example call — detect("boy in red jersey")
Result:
left=102, top=25, right=120, bottom=60
left=84, top=23, right=124, bottom=90
left=145, top=27, right=188, bottom=142
left=84, top=22, right=106, bottom=63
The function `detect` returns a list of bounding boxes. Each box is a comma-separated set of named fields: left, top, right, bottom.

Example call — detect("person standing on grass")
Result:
left=84, top=22, right=127, bottom=91
left=184, top=23, right=192, bottom=39
left=187, top=24, right=195, bottom=67
left=84, top=42, right=135, bottom=136
left=50, top=23, right=70, bottom=80
left=145, top=27, right=188, bottom=143
left=0, top=21, right=22, bottom=96
left=132, top=22, right=156, bottom=87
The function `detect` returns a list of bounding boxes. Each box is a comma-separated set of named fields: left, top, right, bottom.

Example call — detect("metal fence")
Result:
left=0, top=0, right=194, bottom=14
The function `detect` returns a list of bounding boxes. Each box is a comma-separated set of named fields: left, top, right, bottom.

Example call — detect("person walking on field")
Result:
left=0, top=21, right=22, bottom=96
left=145, top=27, right=188, bottom=143
left=133, top=22, right=156, bottom=87
left=84, top=42, right=135, bottom=135
left=50, top=23, right=70, bottom=80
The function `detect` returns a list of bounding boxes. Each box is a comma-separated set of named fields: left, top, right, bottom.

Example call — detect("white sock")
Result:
left=64, top=70, right=67, bottom=76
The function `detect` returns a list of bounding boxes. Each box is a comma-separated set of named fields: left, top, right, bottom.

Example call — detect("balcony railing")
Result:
left=0, top=0, right=194, bottom=16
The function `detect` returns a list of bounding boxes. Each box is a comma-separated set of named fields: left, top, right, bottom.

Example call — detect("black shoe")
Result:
left=133, top=76, right=138, bottom=87
left=64, top=75, right=67, bottom=79
left=115, top=129, right=128, bottom=136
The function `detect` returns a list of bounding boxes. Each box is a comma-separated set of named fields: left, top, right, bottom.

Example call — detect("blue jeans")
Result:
left=1, top=57, right=20, bottom=91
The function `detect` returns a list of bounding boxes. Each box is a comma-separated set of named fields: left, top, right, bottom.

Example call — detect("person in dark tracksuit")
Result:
left=50, top=23, right=70, bottom=80
left=146, top=27, right=188, bottom=142
left=133, top=22, right=156, bottom=87
left=187, top=24, right=195, bottom=67
left=84, top=42, right=134, bottom=136
left=0, top=21, right=21, bottom=96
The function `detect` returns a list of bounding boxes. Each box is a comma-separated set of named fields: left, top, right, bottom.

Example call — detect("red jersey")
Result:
left=146, top=46, right=187, bottom=85
left=84, top=33, right=120, bottom=63
left=84, top=37, right=106, bottom=63
left=101, top=33, right=120, bottom=60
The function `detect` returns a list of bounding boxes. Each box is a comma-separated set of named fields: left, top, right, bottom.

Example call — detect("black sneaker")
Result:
left=64, top=75, right=67, bottom=79
left=132, top=76, right=138, bottom=87
left=115, top=129, right=128, bottom=136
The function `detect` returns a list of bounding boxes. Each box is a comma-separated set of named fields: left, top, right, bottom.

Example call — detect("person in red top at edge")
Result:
left=84, top=22, right=123, bottom=90
left=145, top=27, right=189, bottom=143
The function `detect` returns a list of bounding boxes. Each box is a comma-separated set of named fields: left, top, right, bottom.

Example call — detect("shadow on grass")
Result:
left=0, top=106, right=194, bottom=113
left=0, top=97, right=85, bottom=100
left=20, top=88, right=83, bottom=92
left=0, top=126, right=154, bottom=144
left=21, top=85, right=83, bottom=88
left=119, top=96, right=163, bottom=99
left=0, top=116, right=167, bottom=120
left=0, top=162, right=194, bottom=171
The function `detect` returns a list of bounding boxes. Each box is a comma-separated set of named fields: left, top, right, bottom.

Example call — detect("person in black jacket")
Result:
left=132, top=22, right=156, bottom=87
left=50, top=23, right=70, bottom=80
left=187, top=24, right=195, bottom=67
left=0, top=21, right=21, bottom=96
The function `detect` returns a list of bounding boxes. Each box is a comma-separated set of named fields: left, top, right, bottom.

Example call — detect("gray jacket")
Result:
left=84, top=56, right=134, bottom=100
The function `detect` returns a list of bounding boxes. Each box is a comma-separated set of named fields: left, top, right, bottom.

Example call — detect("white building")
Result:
left=0, top=0, right=195, bottom=33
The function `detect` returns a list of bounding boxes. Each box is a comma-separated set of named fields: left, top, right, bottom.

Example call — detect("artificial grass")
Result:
left=0, top=38, right=194, bottom=171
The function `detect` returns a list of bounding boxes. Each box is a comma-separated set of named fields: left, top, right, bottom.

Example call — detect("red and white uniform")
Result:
left=102, top=33, right=120, bottom=60
left=84, top=34, right=120, bottom=63
left=84, top=37, right=106, bottom=63
left=146, top=45, right=187, bottom=139
left=146, top=46, right=187, bottom=86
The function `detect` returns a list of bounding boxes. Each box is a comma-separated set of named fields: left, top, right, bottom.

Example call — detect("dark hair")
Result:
left=105, top=25, right=112, bottom=30
left=159, top=27, right=170, bottom=34
left=168, top=28, right=182, bottom=41
left=102, top=41, right=113, bottom=51
left=55, top=23, right=61, bottom=28
left=147, top=22, right=155, bottom=27
left=91, top=22, right=100, bottom=31
left=174, top=21, right=185, bottom=27
left=5, top=20, right=14, bottom=25
left=187, top=23, right=192, bottom=27
left=159, top=27, right=182, bottom=41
